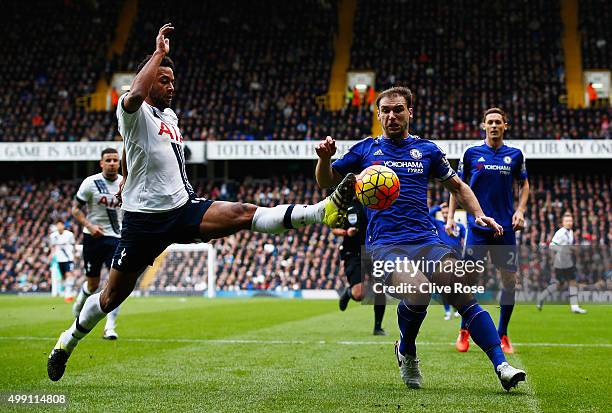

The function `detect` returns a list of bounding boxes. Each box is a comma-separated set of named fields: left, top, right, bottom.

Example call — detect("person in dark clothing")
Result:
left=333, top=200, right=386, bottom=335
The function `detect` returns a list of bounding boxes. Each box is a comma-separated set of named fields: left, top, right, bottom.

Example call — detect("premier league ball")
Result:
left=355, top=165, right=400, bottom=210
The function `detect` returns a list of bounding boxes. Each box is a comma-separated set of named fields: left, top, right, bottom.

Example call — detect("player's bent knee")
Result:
left=236, top=203, right=257, bottom=229
left=87, top=277, right=101, bottom=292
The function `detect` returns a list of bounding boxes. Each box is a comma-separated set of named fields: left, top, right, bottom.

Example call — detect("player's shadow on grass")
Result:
left=373, top=383, right=528, bottom=397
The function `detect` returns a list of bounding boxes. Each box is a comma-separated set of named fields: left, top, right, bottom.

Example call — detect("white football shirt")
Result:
left=551, top=227, right=574, bottom=269
left=117, top=93, right=194, bottom=212
left=50, top=230, right=75, bottom=263
left=75, top=172, right=123, bottom=238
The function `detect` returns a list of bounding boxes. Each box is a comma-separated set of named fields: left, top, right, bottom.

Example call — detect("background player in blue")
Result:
left=429, top=203, right=465, bottom=320
left=446, top=107, right=530, bottom=354
left=316, top=87, right=526, bottom=391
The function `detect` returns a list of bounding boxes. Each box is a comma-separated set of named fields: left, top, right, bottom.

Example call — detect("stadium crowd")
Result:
left=350, top=0, right=610, bottom=140
left=1, top=174, right=610, bottom=293
left=580, top=0, right=611, bottom=70
left=1, top=0, right=121, bottom=143
left=1, top=0, right=609, bottom=143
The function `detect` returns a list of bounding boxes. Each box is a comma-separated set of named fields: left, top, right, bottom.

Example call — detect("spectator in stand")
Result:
left=1, top=174, right=609, bottom=293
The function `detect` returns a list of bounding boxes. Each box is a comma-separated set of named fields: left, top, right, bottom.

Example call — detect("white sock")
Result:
left=75, top=283, right=94, bottom=310
left=569, top=285, right=579, bottom=307
left=61, top=292, right=107, bottom=352
left=105, top=306, right=120, bottom=330
left=64, top=278, right=75, bottom=298
left=251, top=203, right=325, bottom=233
left=539, top=282, right=557, bottom=302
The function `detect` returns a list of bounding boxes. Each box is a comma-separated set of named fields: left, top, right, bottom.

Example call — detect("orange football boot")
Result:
left=500, top=335, right=515, bottom=354
left=455, top=329, right=470, bottom=352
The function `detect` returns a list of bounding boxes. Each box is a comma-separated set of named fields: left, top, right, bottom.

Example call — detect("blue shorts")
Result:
left=465, top=227, right=517, bottom=272
left=82, top=234, right=119, bottom=277
left=369, top=242, right=459, bottom=281
left=112, top=198, right=214, bottom=273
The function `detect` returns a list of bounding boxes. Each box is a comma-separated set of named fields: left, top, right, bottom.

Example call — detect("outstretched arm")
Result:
left=442, top=175, right=503, bottom=236
left=123, top=23, right=174, bottom=113
left=429, top=203, right=442, bottom=218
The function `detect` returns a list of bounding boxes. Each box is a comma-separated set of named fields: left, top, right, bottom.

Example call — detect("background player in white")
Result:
left=49, top=221, right=75, bottom=302
left=72, top=147, right=123, bottom=339
left=537, top=212, right=587, bottom=314
left=48, top=23, right=356, bottom=381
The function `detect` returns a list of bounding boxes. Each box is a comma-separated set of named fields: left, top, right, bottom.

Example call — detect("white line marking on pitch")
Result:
left=512, top=353, right=543, bottom=413
left=0, top=336, right=611, bottom=348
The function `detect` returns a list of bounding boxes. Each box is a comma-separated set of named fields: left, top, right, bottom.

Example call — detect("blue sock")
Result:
left=397, top=301, right=427, bottom=357
left=498, top=289, right=515, bottom=337
left=460, top=314, right=467, bottom=329
left=443, top=303, right=450, bottom=313
left=459, top=299, right=506, bottom=370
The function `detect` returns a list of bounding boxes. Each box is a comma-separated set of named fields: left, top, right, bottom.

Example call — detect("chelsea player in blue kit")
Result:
left=429, top=203, right=465, bottom=320
left=316, top=87, right=526, bottom=391
left=447, top=108, right=530, bottom=354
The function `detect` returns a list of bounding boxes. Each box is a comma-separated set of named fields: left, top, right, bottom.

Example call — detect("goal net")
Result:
left=53, top=243, right=216, bottom=297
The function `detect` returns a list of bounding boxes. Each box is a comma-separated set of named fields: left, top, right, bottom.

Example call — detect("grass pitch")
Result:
left=0, top=296, right=610, bottom=412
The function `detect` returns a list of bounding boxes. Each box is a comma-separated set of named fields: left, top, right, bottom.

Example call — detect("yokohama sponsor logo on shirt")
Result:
left=383, top=160, right=424, bottom=174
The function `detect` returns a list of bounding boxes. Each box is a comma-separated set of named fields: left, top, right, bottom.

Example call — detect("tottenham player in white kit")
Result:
left=50, top=221, right=76, bottom=301
left=48, top=23, right=356, bottom=381
left=537, top=212, right=587, bottom=313
left=71, top=148, right=123, bottom=339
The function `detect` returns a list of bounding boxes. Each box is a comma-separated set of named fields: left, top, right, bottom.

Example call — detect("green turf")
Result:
left=0, top=296, right=610, bottom=412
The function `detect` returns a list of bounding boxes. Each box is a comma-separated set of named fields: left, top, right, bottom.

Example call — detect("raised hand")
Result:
left=316, top=136, right=337, bottom=160
left=156, top=23, right=174, bottom=55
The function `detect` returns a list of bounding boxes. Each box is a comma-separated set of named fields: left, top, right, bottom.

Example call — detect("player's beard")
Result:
left=150, top=89, right=170, bottom=110
left=385, top=122, right=408, bottom=142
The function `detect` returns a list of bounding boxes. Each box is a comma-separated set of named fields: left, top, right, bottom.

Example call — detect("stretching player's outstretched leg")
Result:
left=48, top=176, right=356, bottom=381
left=47, top=24, right=356, bottom=382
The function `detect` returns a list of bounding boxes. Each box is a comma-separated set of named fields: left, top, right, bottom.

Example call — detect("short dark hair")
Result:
left=482, top=107, right=508, bottom=124
left=136, top=55, right=175, bottom=74
left=100, top=147, right=118, bottom=159
left=562, top=211, right=573, bottom=219
left=375, top=86, right=413, bottom=109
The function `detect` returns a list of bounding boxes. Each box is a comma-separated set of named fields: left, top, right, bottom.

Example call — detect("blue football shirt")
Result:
left=332, top=135, right=455, bottom=247
left=428, top=205, right=466, bottom=252
left=457, top=141, right=528, bottom=231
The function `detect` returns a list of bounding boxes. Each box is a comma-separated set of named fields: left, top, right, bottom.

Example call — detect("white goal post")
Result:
left=163, top=243, right=217, bottom=298
left=54, top=243, right=216, bottom=297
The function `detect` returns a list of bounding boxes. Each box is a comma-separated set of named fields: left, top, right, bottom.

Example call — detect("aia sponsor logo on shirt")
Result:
left=97, top=195, right=120, bottom=209
left=158, top=121, right=183, bottom=144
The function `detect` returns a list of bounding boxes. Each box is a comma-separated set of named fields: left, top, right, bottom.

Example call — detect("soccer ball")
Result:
left=355, top=165, right=400, bottom=210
